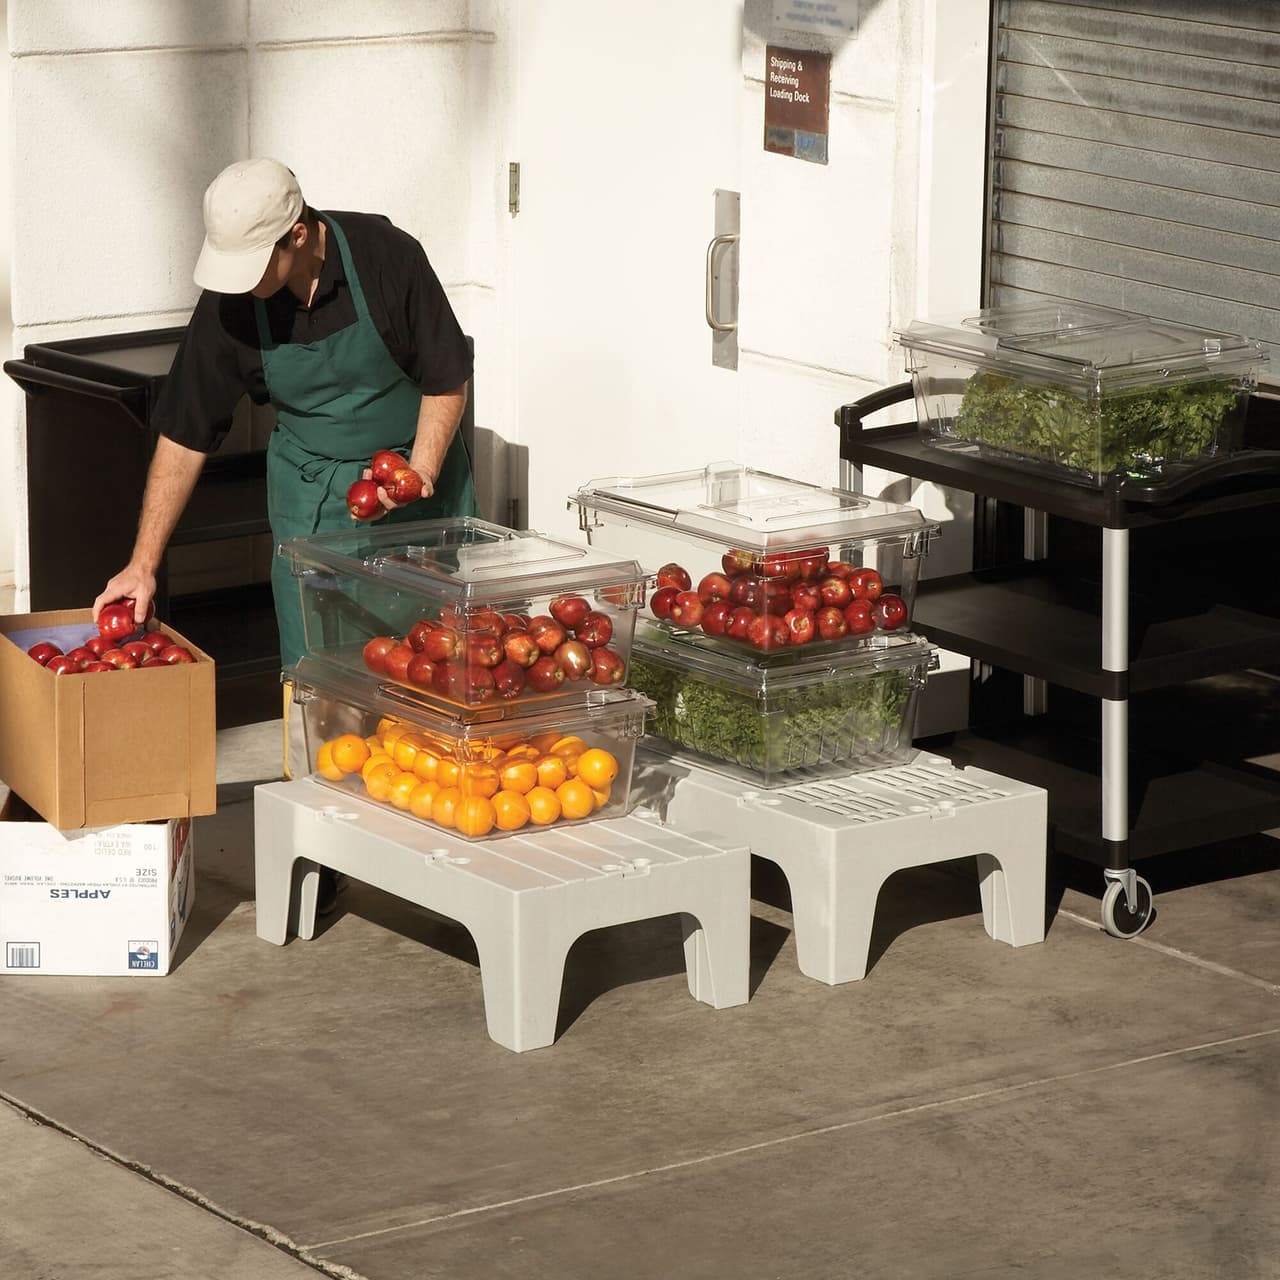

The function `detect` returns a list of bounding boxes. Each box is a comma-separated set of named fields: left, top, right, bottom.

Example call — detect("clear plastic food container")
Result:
left=288, top=656, right=653, bottom=840
left=571, top=464, right=937, bottom=653
left=896, top=302, right=1268, bottom=485
left=281, top=517, right=646, bottom=712
left=627, top=632, right=935, bottom=787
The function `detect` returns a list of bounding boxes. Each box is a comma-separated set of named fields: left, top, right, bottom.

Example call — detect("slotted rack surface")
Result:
left=779, top=760, right=1021, bottom=821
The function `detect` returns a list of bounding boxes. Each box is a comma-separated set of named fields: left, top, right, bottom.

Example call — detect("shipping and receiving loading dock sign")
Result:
left=764, top=46, right=831, bottom=165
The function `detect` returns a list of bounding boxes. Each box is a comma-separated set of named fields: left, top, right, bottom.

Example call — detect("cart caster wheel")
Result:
left=1101, top=876, right=1154, bottom=939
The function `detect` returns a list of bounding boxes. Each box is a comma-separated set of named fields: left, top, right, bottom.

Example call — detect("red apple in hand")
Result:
left=346, top=478, right=383, bottom=520
left=27, top=641, right=63, bottom=666
left=386, top=467, right=423, bottom=505
left=98, top=602, right=139, bottom=644
left=370, top=450, right=406, bottom=487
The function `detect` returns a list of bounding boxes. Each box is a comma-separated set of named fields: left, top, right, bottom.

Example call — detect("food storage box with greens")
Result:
left=571, top=464, right=937, bottom=654
left=896, top=303, right=1267, bottom=485
left=627, top=632, right=935, bottom=787
left=288, top=655, right=652, bottom=840
left=282, top=517, right=645, bottom=712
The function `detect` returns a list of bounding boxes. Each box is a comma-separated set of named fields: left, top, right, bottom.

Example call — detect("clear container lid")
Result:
left=632, top=628, right=936, bottom=696
left=287, top=654, right=652, bottom=732
left=282, top=517, right=645, bottom=606
left=896, top=303, right=1268, bottom=393
left=572, top=463, right=934, bottom=552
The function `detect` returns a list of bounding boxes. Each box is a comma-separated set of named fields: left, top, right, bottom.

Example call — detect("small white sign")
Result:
left=773, top=0, right=859, bottom=38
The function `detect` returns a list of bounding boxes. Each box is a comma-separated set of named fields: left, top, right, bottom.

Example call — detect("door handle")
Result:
left=705, top=233, right=740, bottom=332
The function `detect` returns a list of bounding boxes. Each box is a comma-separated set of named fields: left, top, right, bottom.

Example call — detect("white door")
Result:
left=513, top=1, right=744, bottom=537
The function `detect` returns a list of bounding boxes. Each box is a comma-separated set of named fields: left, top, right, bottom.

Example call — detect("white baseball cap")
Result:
left=193, top=158, right=304, bottom=294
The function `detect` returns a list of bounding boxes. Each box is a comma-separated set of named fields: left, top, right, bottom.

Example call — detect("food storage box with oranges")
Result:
left=282, top=517, right=646, bottom=712
left=571, top=464, right=938, bottom=656
left=288, top=657, right=652, bottom=840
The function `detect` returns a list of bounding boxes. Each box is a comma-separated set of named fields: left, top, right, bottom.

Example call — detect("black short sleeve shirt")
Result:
left=153, top=210, right=473, bottom=453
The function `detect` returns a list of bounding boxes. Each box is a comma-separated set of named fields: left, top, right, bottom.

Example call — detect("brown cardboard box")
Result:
left=0, top=609, right=216, bottom=828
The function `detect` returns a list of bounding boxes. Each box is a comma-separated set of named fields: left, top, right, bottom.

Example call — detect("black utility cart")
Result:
left=837, top=383, right=1280, bottom=938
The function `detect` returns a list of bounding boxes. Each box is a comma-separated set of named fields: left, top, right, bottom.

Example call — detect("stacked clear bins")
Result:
left=896, top=302, right=1267, bottom=486
left=571, top=463, right=940, bottom=786
left=281, top=517, right=652, bottom=839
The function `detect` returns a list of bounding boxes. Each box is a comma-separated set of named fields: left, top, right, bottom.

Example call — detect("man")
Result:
left=93, top=157, right=477, bottom=668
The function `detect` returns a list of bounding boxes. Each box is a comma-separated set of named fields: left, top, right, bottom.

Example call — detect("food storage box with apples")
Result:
left=288, top=656, right=653, bottom=840
left=282, top=517, right=646, bottom=712
left=571, top=464, right=938, bottom=655
left=896, top=302, right=1268, bottom=486
left=628, top=634, right=936, bottom=787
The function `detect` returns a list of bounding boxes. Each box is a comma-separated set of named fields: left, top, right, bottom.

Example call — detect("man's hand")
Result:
left=359, top=463, right=434, bottom=518
left=93, top=566, right=157, bottom=625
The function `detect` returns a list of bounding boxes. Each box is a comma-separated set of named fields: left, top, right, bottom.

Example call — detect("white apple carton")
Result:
left=0, top=608, right=216, bottom=829
left=0, top=782, right=195, bottom=977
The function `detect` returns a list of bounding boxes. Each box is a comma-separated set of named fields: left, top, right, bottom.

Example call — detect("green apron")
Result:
left=254, top=213, right=477, bottom=668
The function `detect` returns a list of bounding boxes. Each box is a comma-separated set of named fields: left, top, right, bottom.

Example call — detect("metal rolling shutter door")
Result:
left=986, top=0, right=1280, bottom=351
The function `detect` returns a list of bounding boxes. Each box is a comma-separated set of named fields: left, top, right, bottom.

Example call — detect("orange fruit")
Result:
left=460, top=762, right=500, bottom=799
left=364, top=760, right=400, bottom=802
left=391, top=736, right=420, bottom=771
left=435, top=758, right=462, bottom=789
left=504, top=743, right=541, bottom=763
left=527, top=730, right=562, bottom=755
left=361, top=751, right=395, bottom=782
left=330, top=733, right=371, bottom=774
left=411, top=749, right=440, bottom=782
left=388, top=770, right=420, bottom=810
left=498, top=758, right=538, bottom=795
left=365, top=734, right=384, bottom=756
left=535, top=753, right=569, bottom=790
left=315, top=741, right=345, bottom=781
left=590, top=783, right=611, bottom=810
left=375, top=716, right=400, bottom=739
left=409, top=780, right=439, bottom=820
left=381, top=723, right=410, bottom=751
left=550, top=735, right=587, bottom=759
left=526, top=786, right=561, bottom=826
left=575, top=747, right=618, bottom=789
left=454, top=794, right=497, bottom=838
left=431, top=786, right=462, bottom=829
left=556, top=777, right=595, bottom=820
left=492, top=790, right=531, bottom=831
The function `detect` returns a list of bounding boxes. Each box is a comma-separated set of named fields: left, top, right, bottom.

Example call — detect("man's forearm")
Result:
left=132, top=435, right=207, bottom=572
left=408, top=383, right=467, bottom=499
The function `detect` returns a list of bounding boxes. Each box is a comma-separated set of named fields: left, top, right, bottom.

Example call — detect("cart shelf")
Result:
left=914, top=565, right=1280, bottom=698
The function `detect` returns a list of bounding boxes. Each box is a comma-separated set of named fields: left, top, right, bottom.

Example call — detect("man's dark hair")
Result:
left=275, top=204, right=315, bottom=248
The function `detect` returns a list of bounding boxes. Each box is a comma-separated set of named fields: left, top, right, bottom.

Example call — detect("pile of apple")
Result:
left=361, top=594, right=627, bottom=705
left=650, top=548, right=908, bottom=651
left=347, top=449, right=423, bottom=520
left=25, top=600, right=195, bottom=673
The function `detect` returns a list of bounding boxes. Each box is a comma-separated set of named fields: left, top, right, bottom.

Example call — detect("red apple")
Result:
left=526, top=655, right=567, bottom=693
left=370, top=449, right=406, bottom=487
left=122, top=641, right=152, bottom=664
left=746, top=614, right=789, bottom=651
left=721, top=549, right=756, bottom=578
left=503, top=612, right=531, bottom=632
left=763, top=581, right=792, bottom=616
left=45, top=655, right=81, bottom=675
left=383, top=643, right=415, bottom=681
left=346, top=478, right=383, bottom=521
left=84, top=635, right=114, bottom=658
left=457, top=665, right=496, bottom=704
left=97, top=602, right=139, bottom=644
left=99, top=649, right=138, bottom=670
left=363, top=635, right=397, bottom=673
left=874, top=593, right=908, bottom=630
left=826, top=560, right=855, bottom=580
left=588, top=646, right=626, bottom=684
left=697, top=572, right=733, bottom=604
left=555, top=639, right=593, bottom=681
left=386, top=467, right=423, bottom=505
left=729, top=575, right=764, bottom=611
left=491, top=658, right=527, bottom=700
left=502, top=629, right=540, bottom=668
left=82, top=660, right=113, bottom=673
left=848, top=567, right=884, bottom=602
left=528, top=615, right=567, bottom=654
left=796, top=549, right=831, bottom=581
left=575, top=611, right=614, bottom=648
left=655, top=563, right=692, bottom=593
left=818, top=576, right=854, bottom=609
left=650, top=586, right=679, bottom=620
left=760, top=554, right=801, bottom=583
left=549, top=595, right=591, bottom=631
left=465, top=607, right=508, bottom=638
left=727, top=606, right=755, bottom=640
left=700, top=600, right=733, bottom=636
left=157, top=645, right=196, bottom=664
left=843, top=599, right=876, bottom=635
left=27, top=641, right=63, bottom=665
left=790, top=582, right=822, bottom=613
left=142, top=630, right=173, bottom=655
left=467, top=636, right=503, bottom=669
left=815, top=606, right=849, bottom=641
left=64, top=647, right=96, bottom=669
left=783, top=607, right=816, bottom=645
left=423, top=628, right=462, bottom=662
left=407, top=619, right=437, bottom=652
left=140, top=656, right=168, bottom=668
left=406, top=652, right=436, bottom=688
left=669, top=591, right=704, bottom=627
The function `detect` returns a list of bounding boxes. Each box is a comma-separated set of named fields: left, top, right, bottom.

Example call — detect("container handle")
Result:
left=3, top=358, right=148, bottom=423
left=705, top=233, right=740, bottom=333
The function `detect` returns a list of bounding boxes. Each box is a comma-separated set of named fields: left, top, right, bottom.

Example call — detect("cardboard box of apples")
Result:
left=0, top=607, right=216, bottom=829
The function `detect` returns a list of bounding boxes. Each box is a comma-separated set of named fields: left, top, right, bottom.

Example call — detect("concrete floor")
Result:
left=1, top=719, right=1278, bottom=1280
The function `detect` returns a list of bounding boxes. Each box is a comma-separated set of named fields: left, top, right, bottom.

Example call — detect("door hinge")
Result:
left=508, top=162, right=520, bottom=216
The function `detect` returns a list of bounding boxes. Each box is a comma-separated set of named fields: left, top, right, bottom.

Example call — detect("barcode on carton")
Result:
left=5, top=942, right=40, bottom=970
